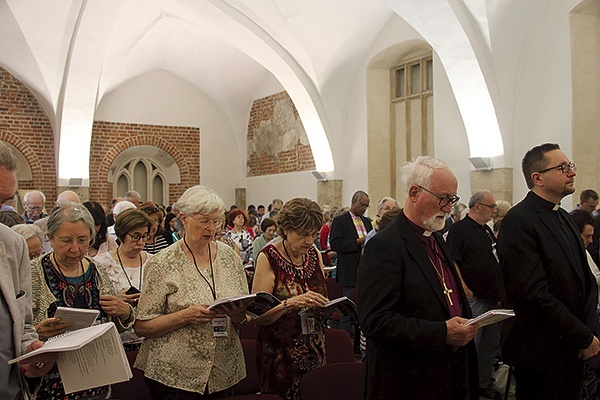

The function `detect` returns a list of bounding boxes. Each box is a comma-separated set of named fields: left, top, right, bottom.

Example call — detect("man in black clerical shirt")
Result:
left=447, top=190, right=505, bottom=399
left=498, top=143, right=599, bottom=400
left=357, top=156, right=478, bottom=400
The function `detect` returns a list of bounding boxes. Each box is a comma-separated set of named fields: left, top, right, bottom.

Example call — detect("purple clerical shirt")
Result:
left=408, top=219, right=463, bottom=317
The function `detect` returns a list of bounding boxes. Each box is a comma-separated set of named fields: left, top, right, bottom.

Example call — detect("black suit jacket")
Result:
left=497, top=191, right=599, bottom=371
left=357, top=211, right=478, bottom=400
left=330, top=211, right=373, bottom=286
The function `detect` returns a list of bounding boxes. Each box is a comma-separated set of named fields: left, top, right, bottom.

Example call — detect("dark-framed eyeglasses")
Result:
left=418, top=185, right=460, bottom=208
left=478, top=203, right=497, bottom=210
left=127, top=232, right=151, bottom=242
left=141, top=207, right=159, bottom=214
left=537, top=162, right=576, bottom=174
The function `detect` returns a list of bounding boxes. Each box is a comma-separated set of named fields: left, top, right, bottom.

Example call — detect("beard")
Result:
left=423, top=212, right=447, bottom=232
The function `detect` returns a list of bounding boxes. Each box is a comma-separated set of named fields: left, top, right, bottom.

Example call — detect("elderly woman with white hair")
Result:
left=134, top=185, right=249, bottom=400
left=29, top=202, right=135, bottom=400
left=11, top=223, right=44, bottom=260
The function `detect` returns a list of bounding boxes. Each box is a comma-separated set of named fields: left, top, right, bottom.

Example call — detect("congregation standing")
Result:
left=3, top=139, right=600, bottom=400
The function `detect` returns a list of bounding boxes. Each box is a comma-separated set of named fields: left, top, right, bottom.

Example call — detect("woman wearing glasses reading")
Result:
left=94, top=208, right=154, bottom=306
left=251, top=198, right=329, bottom=400
left=29, top=202, right=134, bottom=400
left=134, top=186, right=249, bottom=399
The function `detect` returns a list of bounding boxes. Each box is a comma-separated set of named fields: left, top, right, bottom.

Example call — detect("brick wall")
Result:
left=247, top=91, right=315, bottom=176
left=0, top=67, right=57, bottom=209
left=90, top=121, right=200, bottom=207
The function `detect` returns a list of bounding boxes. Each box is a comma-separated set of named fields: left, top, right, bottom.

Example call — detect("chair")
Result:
left=110, top=349, right=153, bottom=400
left=234, top=338, right=260, bottom=395
left=238, top=320, right=257, bottom=339
left=325, top=277, right=343, bottom=299
left=299, top=362, right=366, bottom=400
left=324, top=328, right=355, bottom=364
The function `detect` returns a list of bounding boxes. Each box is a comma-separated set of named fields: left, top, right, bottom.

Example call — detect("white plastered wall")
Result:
left=95, top=69, right=236, bottom=206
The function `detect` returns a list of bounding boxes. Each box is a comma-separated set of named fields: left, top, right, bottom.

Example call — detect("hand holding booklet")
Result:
left=208, top=292, right=281, bottom=318
left=9, top=322, right=132, bottom=394
left=466, top=309, right=515, bottom=328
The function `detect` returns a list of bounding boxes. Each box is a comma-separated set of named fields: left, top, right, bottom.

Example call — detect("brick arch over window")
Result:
left=90, top=121, right=200, bottom=206
left=0, top=67, right=57, bottom=209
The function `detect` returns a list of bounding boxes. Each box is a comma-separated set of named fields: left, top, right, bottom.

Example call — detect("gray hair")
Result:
left=468, top=190, right=491, bottom=209
left=400, top=156, right=449, bottom=193
left=0, top=142, right=17, bottom=171
left=177, top=185, right=225, bottom=216
left=11, top=223, right=44, bottom=242
left=23, top=190, right=46, bottom=204
left=495, top=200, right=512, bottom=218
left=376, top=196, right=400, bottom=211
left=46, top=202, right=95, bottom=239
left=123, top=190, right=142, bottom=200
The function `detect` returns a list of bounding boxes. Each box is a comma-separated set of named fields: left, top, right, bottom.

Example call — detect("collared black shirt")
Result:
left=446, top=214, right=505, bottom=304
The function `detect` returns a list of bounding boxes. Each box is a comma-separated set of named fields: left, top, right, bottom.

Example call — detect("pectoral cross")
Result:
left=442, top=280, right=454, bottom=306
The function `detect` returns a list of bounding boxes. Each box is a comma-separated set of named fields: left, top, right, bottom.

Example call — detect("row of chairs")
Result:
left=110, top=328, right=364, bottom=400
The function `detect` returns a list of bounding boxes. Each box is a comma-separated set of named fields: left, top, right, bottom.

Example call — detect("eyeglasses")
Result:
left=127, top=232, right=151, bottom=242
left=418, top=185, right=460, bottom=208
left=141, top=207, right=159, bottom=214
left=478, top=203, right=497, bottom=210
left=537, top=162, right=577, bottom=174
left=25, top=203, right=43, bottom=211
left=298, top=231, right=320, bottom=240
left=54, top=236, right=91, bottom=246
left=188, top=214, right=223, bottom=229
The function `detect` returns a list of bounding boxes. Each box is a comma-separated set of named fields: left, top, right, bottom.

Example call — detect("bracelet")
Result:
left=283, top=299, right=291, bottom=314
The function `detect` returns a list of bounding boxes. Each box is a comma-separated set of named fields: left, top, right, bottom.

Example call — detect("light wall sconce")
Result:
left=468, top=157, right=492, bottom=171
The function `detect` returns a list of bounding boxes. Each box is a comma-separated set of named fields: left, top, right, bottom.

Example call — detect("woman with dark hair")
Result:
left=223, top=208, right=253, bottom=263
left=165, top=212, right=180, bottom=242
left=83, top=200, right=117, bottom=257
left=251, top=198, right=328, bottom=400
left=139, top=201, right=173, bottom=254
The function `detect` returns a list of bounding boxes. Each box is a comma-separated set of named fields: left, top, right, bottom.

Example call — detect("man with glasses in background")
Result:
left=357, top=156, right=478, bottom=400
left=330, top=190, right=373, bottom=335
left=498, top=143, right=599, bottom=399
left=21, top=190, right=46, bottom=224
left=447, top=190, right=506, bottom=399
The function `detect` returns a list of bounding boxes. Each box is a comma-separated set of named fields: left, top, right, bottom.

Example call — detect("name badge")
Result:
left=212, top=314, right=228, bottom=337
left=300, top=311, right=318, bottom=335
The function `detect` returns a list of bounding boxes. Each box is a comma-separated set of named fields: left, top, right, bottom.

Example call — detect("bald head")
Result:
left=56, top=190, right=80, bottom=206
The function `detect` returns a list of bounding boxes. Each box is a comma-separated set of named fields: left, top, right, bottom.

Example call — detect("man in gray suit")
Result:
left=0, top=141, right=54, bottom=399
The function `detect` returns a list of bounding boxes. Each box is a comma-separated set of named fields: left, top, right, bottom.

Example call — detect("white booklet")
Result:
left=466, top=309, right=515, bottom=328
left=9, top=322, right=132, bottom=394
left=55, top=307, right=100, bottom=331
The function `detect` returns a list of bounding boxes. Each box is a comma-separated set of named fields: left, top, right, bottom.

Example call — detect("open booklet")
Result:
left=9, top=322, right=132, bottom=394
left=208, top=292, right=281, bottom=318
left=55, top=307, right=100, bottom=331
left=299, top=296, right=358, bottom=320
left=466, top=309, right=515, bottom=328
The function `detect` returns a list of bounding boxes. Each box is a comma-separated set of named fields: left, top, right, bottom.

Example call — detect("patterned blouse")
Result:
left=94, top=250, right=152, bottom=293
left=134, top=241, right=248, bottom=394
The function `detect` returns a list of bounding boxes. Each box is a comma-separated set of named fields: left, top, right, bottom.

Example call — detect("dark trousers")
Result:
left=514, top=360, right=584, bottom=400
left=145, top=378, right=234, bottom=400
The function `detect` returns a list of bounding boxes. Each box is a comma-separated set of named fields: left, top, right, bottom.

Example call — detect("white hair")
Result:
left=400, top=156, right=449, bottom=193
left=177, top=185, right=225, bottom=216
left=113, top=200, right=137, bottom=216
left=23, top=190, right=46, bottom=204
left=11, top=223, right=44, bottom=242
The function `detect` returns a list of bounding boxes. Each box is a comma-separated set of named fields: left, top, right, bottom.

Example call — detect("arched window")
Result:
left=114, top=158, right=168, bottom=205
left=109, top=145, right=181, bottom=206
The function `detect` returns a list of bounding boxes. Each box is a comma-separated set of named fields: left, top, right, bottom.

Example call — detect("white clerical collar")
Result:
left=552, top=204, right=561, bottom=211
left=423, top=230, right=433, bottom=237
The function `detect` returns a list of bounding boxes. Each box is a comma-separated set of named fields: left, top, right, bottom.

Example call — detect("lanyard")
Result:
left=116, top=248, right=143, bottom=289
left=183, top=236, right=217, bottom=301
